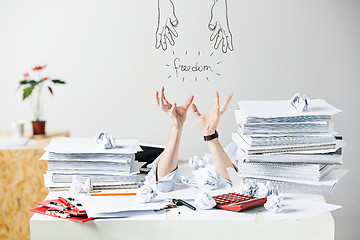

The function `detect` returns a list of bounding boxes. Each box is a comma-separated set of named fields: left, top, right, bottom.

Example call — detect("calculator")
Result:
left=212, top=192, right=267, bottom=212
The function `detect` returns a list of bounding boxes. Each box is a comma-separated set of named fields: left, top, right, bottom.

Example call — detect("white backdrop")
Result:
left=1, top=0, right=359, bottom=239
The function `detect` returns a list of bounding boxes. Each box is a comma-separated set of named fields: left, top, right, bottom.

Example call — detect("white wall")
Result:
left=1, top=0, right=359, bottom=239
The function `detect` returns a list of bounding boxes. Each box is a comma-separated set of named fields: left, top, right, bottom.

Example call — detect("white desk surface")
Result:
left=30, top=191, right=334, bottom=240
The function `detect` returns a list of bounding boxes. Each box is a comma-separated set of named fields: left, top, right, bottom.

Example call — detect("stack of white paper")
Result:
left=232, top=98, right=346, bottom=195
left=41, top=137, right=145, bottom=191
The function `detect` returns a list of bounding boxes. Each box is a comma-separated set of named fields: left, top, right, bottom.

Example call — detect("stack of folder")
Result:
left=232, top=99, right=347, bottom=195
left=41, top=137, right=144, bottom=191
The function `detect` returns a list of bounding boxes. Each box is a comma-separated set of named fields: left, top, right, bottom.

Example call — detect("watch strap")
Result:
left=204, top=130, right=218, bottom=141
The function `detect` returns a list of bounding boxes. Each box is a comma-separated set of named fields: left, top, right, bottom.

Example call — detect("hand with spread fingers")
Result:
left=155, top=86, right=194, bottom=180
left=191, top=91, right=234, bottom=180
left=155, top=86, right=194, bottom=130
left=208, top=0, right=234, bottom=53
left=153, top=87, right=234, bottom=184
left=155, top=0, right=179, bottom=51
left=191, top=91, right=233, bottom=135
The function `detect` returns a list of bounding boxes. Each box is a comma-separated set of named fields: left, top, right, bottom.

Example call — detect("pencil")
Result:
left=90, top=193, right=137, bottom=196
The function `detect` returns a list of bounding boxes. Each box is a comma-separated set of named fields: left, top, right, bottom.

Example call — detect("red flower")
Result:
left=44, top=77, right=48, bottom=80
left=32, top=65, right=47, bottom=71
left=24, top=73, right=29, bottom=78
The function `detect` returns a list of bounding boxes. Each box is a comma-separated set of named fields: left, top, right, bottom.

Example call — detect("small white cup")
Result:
left=12, top=120, right=24, bottom=138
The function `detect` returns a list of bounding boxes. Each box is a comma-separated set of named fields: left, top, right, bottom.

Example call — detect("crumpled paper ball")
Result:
left=180, top=175, right=196, bottom=185
left=289, top=93, right=309, bottom=112
left=137, top=185, right=158, bottom=203
left=69, top=176, right=93, bottom=194
left=242, top=180, right=277, bottom=198
left=94, top=131, right=116, bottom=149
left=193, top=165, right=220, bottom=191
left=195, top=192, right=216, bottom=210
left=264, top=194, right=284, bottom=213
left=255, top=182, right=270, bottom=198
left=242, top=180, right=258, bottom=196
left=189, top=154, right=213, bottom=170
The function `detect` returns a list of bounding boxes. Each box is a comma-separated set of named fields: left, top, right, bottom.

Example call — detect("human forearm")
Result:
left=206, top=137, right=234, bottom=181
left=156, top=127, right=182, bottom=180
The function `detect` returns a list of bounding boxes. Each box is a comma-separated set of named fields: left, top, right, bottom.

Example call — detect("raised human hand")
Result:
left=191, top=91, right=232, bottom=135
left=155, top=86, right=194, bottom=129
left=208, top=0, right=233, bottom=53
left=155, top=0, right=179, bottom=51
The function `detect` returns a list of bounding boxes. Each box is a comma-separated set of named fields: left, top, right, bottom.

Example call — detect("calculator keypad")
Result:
left=212, top=193, right=267, bottom=212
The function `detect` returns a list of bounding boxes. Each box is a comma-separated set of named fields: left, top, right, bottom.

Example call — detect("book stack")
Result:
left=41, top=137, right=145, bottom=191
left=232, top=99, right=347, bottom=195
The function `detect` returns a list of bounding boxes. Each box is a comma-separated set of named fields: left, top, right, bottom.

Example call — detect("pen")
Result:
left=172, top=199, right=196, bottom=211
left=90, top=192, right=137, bottom=196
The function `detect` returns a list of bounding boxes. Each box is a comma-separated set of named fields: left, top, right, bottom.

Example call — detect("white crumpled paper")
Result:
left=242, top=180, right=277, bottom=198
left=195, top=192, right=216, bottom=210
left=289, top=93, right=309, bottom=112
left=264, top=194, right=284, bottom=213
left=242, top=180, right=283, bottom=213
left=94, top=131, right=116, bottom=149
left=189, top=154, right=213, bottom=170
left=242, top=180, right=258, bottom=196
left=193, top=165, right=220, bottom=191
left=69, top=176, right=93, bottom=194
left=256, top=182, right=270, bottom=198
left=137, top=185, right=158, bottom=203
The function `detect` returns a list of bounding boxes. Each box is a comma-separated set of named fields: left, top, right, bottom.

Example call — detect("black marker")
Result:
left=172, top=199, right=196, bottom=211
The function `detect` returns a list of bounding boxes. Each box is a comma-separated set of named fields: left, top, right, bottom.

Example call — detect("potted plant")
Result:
left=18, top=65, right=66, bottom=136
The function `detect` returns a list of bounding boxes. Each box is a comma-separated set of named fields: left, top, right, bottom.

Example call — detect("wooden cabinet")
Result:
left=0, top=131, right=69, bottom=240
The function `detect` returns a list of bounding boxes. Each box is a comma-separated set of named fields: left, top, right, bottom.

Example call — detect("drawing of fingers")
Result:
left=155, top=28, right=162, bottom=49
left=155, top=0, right=179, bottom=51
left=210, top=22, right=221, bottom=42
left=226, top=34, right=234, bottom=51
left=165, top=27, right=175, bottom=46
left=208, top=0, right=233, bottom=53
left=214, top=29, right=223, bottom=50
left=167, top=18, right=178, bottom=38
left=222, top=30, right=228, bottom=53
left=161, top=29, right=167, bottom=50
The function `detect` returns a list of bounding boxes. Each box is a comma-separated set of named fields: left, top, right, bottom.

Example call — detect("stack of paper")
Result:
left=232, top=98, right=347, bottom=195
left=41, top=137, right=145, bottom=191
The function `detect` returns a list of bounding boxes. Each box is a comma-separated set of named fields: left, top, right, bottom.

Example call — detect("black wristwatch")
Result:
left=204, top=130, right=218, bottom=141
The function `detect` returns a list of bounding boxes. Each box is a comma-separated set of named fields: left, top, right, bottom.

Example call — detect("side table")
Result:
left=0, top=130, right=69, bottom=240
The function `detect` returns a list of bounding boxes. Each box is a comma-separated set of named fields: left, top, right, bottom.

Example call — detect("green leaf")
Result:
left=19, top=80, right=29, bottom=85
left=48, top=86, right=53, bottom=95
left=23, top=86, right=34, bottom=100
left=52, top=79, right=66, bottom=84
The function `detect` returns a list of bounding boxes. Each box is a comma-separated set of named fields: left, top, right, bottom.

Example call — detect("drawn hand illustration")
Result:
left=155, top=0, right=179, bottom=51
left=208, top=0, right=233, bottom=53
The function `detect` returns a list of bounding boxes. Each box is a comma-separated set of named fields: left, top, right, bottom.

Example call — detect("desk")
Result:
left=30, top=191, right=334, bottom=240
left=0, top=130, right=69, bottom=240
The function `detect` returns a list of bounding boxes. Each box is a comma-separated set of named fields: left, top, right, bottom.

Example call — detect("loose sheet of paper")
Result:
left=75, top=195, right=168, bottom=214
left=0, top=137, right=40, bottom=149
left=240, top=169, right=348, bottom=186
left=259, top=195, right=341, bottom=220
left=237, top=99, right=342, bottom=119
left=173, top=204, right=256, bottom=221
left=86, top=209, right=166, bottom=220
left=45, top=137, right=142, bottom=154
